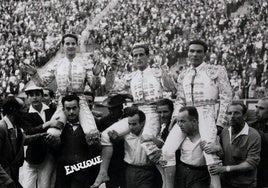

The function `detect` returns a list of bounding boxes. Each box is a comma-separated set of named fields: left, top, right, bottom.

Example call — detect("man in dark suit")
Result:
left=0, top=96, right=25, bottom=188
left=55, top=94, right=101, bottom=188
left=20, top=85, right=57, bottom=188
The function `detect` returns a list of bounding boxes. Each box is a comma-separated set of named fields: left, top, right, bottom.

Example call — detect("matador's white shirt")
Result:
left=174, top=62, right=232, bottom=127
left=31, top=56, right=99, bottom=96
left=108, top=66, right=176, bottom=104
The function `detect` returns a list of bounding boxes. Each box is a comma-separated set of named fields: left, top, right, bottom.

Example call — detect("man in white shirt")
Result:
left=109, top=109, right=156, bottom=188
left=164, top=106, right=214, bottom=188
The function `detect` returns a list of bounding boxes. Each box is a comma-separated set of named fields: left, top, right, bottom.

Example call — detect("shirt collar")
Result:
left=64, top=56, right=78, bottom=63
left=67, top=120, right=80, bottom=127
left=29, top=103, right=49, bottom=113
left=191, top=62, right=206, bottom=72
left=228, top=122, right=249, bottom=141
left=3, top=116, right=14, bottom=129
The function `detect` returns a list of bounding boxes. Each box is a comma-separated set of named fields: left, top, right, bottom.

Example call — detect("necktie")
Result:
left=67, top=121, right=80, bottom=131
left=191, top=68, right=197, bottom=105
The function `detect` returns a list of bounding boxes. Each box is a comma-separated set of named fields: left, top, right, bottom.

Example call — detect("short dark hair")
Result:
left=43, top=88, right=55, bottom=98
left=128, top=108, right=146, bottom=124
left=189, top=40, right=208, bottom=53
left=123, top=106, right=139, bottom=117
left=229, top=101, right=247, bottom=115
left=84, top=91, right=95, bottom=101
left=61, top=94, right=80, bottom=107
left=157, top=98, right=174, bottom=113
left=179, top=106, right=199, bottom=121
left=132, top=43, right=150, bottom=56
left=61, top=34, right=78, bottom=45
left=2, top=96, right=22, bottom=115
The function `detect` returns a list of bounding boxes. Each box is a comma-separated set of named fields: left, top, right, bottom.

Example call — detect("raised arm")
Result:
left=23, top=63, right=56, bottom=87
left=85, top=60, right=101, bottom=91
left=159, top=66, right=177, bottom=94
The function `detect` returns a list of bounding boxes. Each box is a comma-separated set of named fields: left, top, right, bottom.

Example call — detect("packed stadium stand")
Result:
left=0, top=0, right=267, bottom=100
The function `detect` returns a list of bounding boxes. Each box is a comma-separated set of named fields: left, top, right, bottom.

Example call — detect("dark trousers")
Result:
left=106, top=165, right=127, bottom=188
left=55, top=163, right=99, bottom=188
left=126, top=164, right=155, bottom=188
left=221, top=180, right=256, bottom=188
left=175, top=161, right=210, bottom=188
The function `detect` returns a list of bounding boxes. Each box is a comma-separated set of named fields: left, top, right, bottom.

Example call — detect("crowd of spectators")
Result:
left=0, top=0, right=108, bottom=97
left=86, top=0, right=268, bottom=99
left=0, top=0, right=267, bottom=100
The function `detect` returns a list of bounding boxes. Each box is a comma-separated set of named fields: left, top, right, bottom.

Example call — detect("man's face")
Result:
left=43, top=89, right=51, bottom=105
left=188, top=44, right=205, bottom=67
left=128, top=114, right=144, bottom=136
left=227, top=104, right=245, bottom=131
left=63, top=100, right=79, bottom=122
left=132, top=47, right=148, bottom=71
left=255, top=100, right=268, bottom=122
left=63, top=37, right=77, bottom=56
left=177, top=111, right=197, bottom=136
left=27, top=90, right=43, bottom=108
left=157, top=105, right=172, bottom=125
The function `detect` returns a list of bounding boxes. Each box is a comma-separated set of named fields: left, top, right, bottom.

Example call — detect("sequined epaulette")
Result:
left=206, top=64, right=220, bottom=80
left=151, top=67, right=162, bottom=78
left=124, top=72, right=133, bottom=82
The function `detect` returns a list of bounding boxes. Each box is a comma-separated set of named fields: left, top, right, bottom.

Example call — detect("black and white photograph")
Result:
left=0, top=0, right=267, bottom=187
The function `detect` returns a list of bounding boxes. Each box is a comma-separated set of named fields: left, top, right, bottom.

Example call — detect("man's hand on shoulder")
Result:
left=43, top=119, right=64, bottom=130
